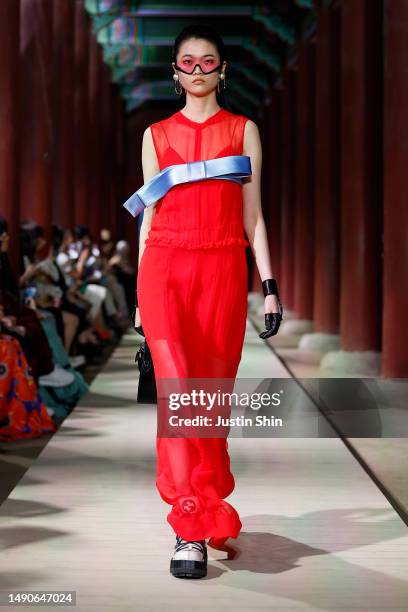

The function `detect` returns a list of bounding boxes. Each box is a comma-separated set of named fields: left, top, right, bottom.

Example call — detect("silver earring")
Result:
left=217, top=72, right=226, bottom=92
left=173, top=73, right=183, bottom=96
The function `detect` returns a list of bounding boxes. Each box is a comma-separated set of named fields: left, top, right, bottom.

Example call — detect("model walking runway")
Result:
left=137, top=109, right=249, bottom=547
left=129, top=25, right=282, bottom=577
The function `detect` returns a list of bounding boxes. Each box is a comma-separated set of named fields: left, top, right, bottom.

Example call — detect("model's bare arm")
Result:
left=134, top=126, right=160, bottom=329
left=242, top=119, right=280, bottom=314
left=138, top=126, right=160, bottom=267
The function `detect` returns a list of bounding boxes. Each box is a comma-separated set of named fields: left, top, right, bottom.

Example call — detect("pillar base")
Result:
left=299, top=332, right=340, bottom=353
left=280, top=319, right=314, bottom=336
left=320, top=350, right=381, bottom=376
left=247, top=292, right=264, bottom=314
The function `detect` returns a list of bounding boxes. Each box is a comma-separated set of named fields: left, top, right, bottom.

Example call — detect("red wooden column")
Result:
left=383, top=1, right=408, bottom=377
left=101, top=62, right=112, bottom=235
left=115, top=94, right=128, bottom=248
left=124, top=111, right=146, bottom=265
left=313, top=4, right=341, bottom=337
left=19, top=0, right=53, bottom=237
left=88, top=32, right=103, bottom=241
left=293, top=41, right=315, bottom=324
left=0, top=1, right=20, bottom=270
left=339, top=0, right=382, bottom=357
left=280, top=68, right=296, bottom=313
left=108, top=85, right=123, bottom=242
left=52, top=0, right=74, bottom=228
left=73, top=0, right=90, bottom=227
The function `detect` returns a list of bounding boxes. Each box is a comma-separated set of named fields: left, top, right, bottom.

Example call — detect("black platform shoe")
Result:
left=170, top=535, right=207, bottom=579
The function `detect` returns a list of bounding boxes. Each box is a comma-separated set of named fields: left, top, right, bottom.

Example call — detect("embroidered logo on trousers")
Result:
left=181, top=498, right=197, bottom=513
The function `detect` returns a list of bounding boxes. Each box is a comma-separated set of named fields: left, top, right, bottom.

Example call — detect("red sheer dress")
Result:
left=137, top=107, right=249, bottom=550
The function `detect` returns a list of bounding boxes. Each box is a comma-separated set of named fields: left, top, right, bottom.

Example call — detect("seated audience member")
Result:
left=37, top=310, right=89, bottom=419
left=109, top=240, right=136, bottom=313
left=55, top=227, right=101, bottom=351
left=0, top=217, right=54, bottom=383
left=0, top=331, right=57, bottom=441
left=19, top=219, right=67, bottom=343
left=50, top=225, right=101, bottom=354
left=99, top=229, right=131, bottom=330
left=71, top=224, right=116, bottom=339
left=1, top=219, right=86, bottom=417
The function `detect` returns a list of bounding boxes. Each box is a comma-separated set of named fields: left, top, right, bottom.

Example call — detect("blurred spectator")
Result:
left=19, top=220, right=67, bottom=342
left=0, top=217, right=54, bottom=383
left=1, top=213, right=133, bottom=439
left=38, top=311, right=89, bottom=419
left=108, top=239, right=136, bottom=313
left=99, top=229, right=131, bottom=330
left=71, top=225, right=117, bottom=338
left=51, top=225, right=101, bottom=354
left=0, top=332, right=57, bottom=441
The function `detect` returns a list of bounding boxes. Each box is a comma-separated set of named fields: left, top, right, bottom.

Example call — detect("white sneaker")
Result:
left=39, top=365, right=75, bottom=387
left=170, top=535, right=207, bottom=579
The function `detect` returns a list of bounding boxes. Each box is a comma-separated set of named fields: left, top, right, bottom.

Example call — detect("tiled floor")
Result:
left=0, top=318, right=407, bottom=611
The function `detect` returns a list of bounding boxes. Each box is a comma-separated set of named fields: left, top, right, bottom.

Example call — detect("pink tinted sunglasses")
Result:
left=174, top=56, right=222, bottom=75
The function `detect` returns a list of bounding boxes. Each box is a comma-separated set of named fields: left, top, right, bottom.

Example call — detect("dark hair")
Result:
left=74, top=224, right=90, bottom=240
left=51, top=224, right=64, bottom=254
left=171, top=24, right=231, bottom=110
left=0, top=216, right=8, bottom=235
left=19, top=219, right=43, bottom=263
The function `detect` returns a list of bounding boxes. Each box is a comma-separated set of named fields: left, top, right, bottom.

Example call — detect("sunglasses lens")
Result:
left=176, top=60, right=220, bottom=74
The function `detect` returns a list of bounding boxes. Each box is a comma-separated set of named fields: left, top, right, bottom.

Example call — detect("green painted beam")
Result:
left=294, top=0, right=314, bottom=8
left=252, top=9, right=295, bottom=45
left=85, top=0, right=123, bottom=15
left=95, top=17, right=257, bottom=46
left=84, top=0, right=316, bottom=111
left=301, top=7, right=317, bottom=38
left=234, top=82, right=263, bottom=107
left=102, top=38, right=279, bottom=82
left=242, top=40, right=281, bottom=72
left=237, top=65, right=270, bottom=91
left=91, top=13, right=120, bottom=34
left=108, top=50, right=271, bottom=90
left=89, top=1, right=254, bottom=17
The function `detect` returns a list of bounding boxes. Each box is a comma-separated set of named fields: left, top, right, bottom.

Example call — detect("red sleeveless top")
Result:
left=145, top=107, right=250, bottom=250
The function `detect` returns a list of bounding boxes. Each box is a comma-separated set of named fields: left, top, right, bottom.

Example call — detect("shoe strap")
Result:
left=175, top=536, right=206, bottom=554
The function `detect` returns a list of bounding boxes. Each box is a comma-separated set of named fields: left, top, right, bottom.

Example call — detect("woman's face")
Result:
left=173, top=38, right=226, bottom=98
left=63, top=230, right=73, bottom=246
left=36, top=235, right=47, bottom=256
left=101, top=241, right=113, bottom=256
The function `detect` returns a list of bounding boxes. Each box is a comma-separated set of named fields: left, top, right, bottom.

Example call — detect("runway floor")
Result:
left=0, top=319, right=407, bottom=611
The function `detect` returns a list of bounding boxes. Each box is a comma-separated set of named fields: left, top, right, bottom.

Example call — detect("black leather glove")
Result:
left=259, top=310, right=283, bottom=339
left=258, top=278, right=283, bottom=339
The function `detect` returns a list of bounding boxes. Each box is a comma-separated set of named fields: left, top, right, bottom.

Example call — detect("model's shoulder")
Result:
left=224, top=109, right=256, bottom=127
left=144, top=121, right=159, bottom=135
left=144, top=113, right=176, bottom=135
left=235, top=111, right=257, bottom=127
left=240, top=116, right=259, bottom=135
left=222, top=108, right=243, bottom=121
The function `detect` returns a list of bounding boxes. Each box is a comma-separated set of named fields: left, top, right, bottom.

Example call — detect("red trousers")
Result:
left=137, top=245, right=248, bottom=546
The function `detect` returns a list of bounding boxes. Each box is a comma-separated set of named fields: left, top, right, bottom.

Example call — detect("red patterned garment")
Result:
left=0, top=334, right=57, bottom=441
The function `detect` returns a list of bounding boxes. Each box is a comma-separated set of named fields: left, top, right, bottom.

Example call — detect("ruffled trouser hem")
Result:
left=158, top=488, right=242, bottom=551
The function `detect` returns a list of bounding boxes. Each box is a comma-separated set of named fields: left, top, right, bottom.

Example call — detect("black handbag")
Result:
left=135, top=335, right=157, bottom=404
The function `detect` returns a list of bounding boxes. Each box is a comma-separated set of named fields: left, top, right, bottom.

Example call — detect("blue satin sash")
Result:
left=123, top=155, right=252, bottom=218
